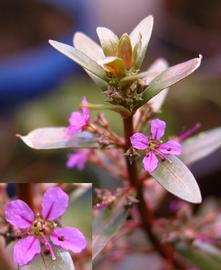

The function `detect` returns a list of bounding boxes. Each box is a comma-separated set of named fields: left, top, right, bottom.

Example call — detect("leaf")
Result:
left=98, top=56, right=126, bottom=78
left=73, top=33, right=108, bottom=90
left=181, top=127, right=221, bottom=165
left=130, top=15, right=154, bottom=68
left=85, top=103, right=131, bottom=118
left=93, top=194, right=129, bottom=260
left=96, top=27, right=119, bottom=56
left=175, top=242, right=221, bottom=270
left=144, top=58, right=169, bottom=112
left=18, top=128, right=99, bottom=150
left=117, top=33, right=133, bottom=69
left=49, top=40, right=106, bottom=79
left=85, top=70, right=108, bottom=91
left=73, top=32, right=104, bottom=61
left=150, top=155, right=202, bottom=203
left=141, top=55, right=202, bottom=105
left=19, top=246, right=75, bottom=270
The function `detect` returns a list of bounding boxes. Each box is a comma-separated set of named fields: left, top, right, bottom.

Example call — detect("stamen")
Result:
left=42, top=234, right=56, bottom=261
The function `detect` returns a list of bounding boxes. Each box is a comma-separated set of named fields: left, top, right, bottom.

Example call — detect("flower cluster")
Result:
left=5, top=187, right=87, bottom=266
left=130, top=119, right=181, bottom=172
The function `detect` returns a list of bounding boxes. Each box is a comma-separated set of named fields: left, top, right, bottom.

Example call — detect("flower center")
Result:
left=32, top=216, right=56, bottom=236
left=148, top=139, right=161, bottom=151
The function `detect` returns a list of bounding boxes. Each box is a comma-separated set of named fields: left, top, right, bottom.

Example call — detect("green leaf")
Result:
left=93, top=194, right=129, bottom=260
left=175, top=242, right=221, bottom=270
left=141, top=55, right=202, bottom=105
left=49, top=40, right=106, bottom=79
left=118, top=33, right=133, bottom=69
left=181, top=127, right=221, bottom=165
left=19, top=247, right=75, bottom=270
left=150, top=155, right=202, bottom=203
left=96, top=27, right=119, bottom=56
left=73, top=32, right=104, bottom=61
left=85, top=103, right=131, bottom=118
left=98, top=56, right=126, bottom=78
left=18, top=128, right=99, bottom=150
left=130, top=15, right=154, bottom=69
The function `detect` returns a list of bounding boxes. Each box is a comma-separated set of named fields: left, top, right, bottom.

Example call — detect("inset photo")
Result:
left=0, top=183, right=92, bottom=270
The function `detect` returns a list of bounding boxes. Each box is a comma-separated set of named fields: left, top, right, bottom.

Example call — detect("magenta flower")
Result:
left=66, top=96, right=90, bottom=135
left=5, top=187, right=87, bottom=266
left=130, top=119, right=181, bottom=172
left=66, top=149, right=91, bottom=170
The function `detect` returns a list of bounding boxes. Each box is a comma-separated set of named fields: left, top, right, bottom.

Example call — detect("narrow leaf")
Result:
left=73, top=32, right=104, bottom=61
left=18, top=128, right=99, bottom=150
left=141, top=55, right=202, bottom=105
left=98, top=56, right=126, bottom=78
left=85, top=103, right=131, bottom=118
left=93, top=195, right=129, bottom=260
left=49, top=40, right=106, bottom=79
left=151, top=155, right=202, bottom=203
left=176, top=243, right=221, bottom=270
left=130, top=15, right=154, bottom=68
left=85, top=70, right=108, bottom=90
left=96, top=27, right=119, bottom=56
left=181, top=127, right=221, bottom=165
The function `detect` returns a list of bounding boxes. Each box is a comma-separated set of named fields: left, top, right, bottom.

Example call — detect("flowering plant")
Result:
left=18, top=15, right=221, bottom=269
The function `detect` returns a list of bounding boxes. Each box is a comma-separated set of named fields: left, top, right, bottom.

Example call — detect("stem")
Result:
left=0, top=243, right=17, bottom=270
left=122, top=116, right=187, bottom=269
left=16, top=183, right=34, bottom=210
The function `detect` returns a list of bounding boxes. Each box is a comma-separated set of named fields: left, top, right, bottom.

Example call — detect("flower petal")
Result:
left=66, top=150, right=90, bottom=170
left=42, top=187, right=69, bottom=221
left=13, top=236, right=40, bottom=266
left=159, top=140, right=182, bottom=155
left=143, top=152, right=158, bottom=172
left=51, top=227, right=87, bottom=253
left=151, top=119, right=166, bottom=140
left=130, top=133, right=148, bottom=150
left=5, top=200, right=34, bottom=228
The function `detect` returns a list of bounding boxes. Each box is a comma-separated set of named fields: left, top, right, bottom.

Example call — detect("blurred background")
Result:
left=0, top=0, right=220, bottom=195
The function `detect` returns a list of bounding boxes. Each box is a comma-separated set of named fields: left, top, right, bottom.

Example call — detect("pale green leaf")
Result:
left=150, top=156, right=202, bottom=203
left=18, top=128, right=99, bottom=150
left=141, top=55, right=202, bottom=105
left=73, top=33, right=108, bottom=89
left=19, top=247, right=75, bottom=270
left=49, top=40, right=106, bottom=79
left=96, top=27, right=119, bottom=56
left=181, top=127, right=221, bottom=165
left=93, top=195, right=129, bottom=260
left=130, top=15, right=154, bottom=68
left=73, top=32, right=104, bottom=61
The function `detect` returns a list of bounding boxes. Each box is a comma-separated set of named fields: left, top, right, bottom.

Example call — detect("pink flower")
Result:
left=5, top=187, right=87, bottom=266
left=130, top=119, right=181, bottom=172
left=66, top=150, right=91, bottom=170
left=66, top=96, right=90, bottom=135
